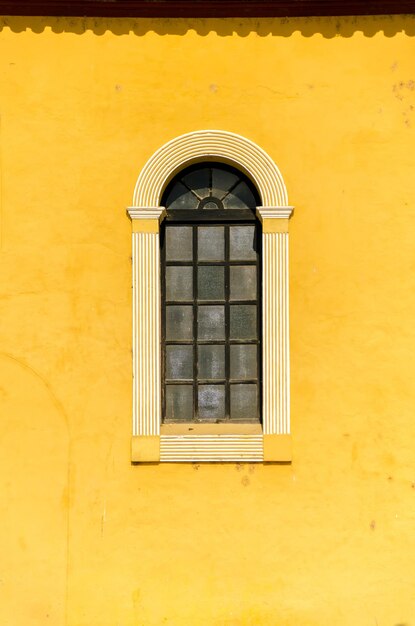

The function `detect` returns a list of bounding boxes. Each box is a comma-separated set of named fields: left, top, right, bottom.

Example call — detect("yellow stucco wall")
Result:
left=0, top=14, right=415, bottom=626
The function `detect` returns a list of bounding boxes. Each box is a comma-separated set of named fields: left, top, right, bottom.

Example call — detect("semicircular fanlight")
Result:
left=163, top=163, right=258, bottom=211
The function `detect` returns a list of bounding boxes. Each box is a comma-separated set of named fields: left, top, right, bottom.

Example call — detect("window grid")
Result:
left=161, top=222, right=261, bottom=424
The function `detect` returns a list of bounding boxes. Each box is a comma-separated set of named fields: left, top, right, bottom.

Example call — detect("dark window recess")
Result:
left=161, top=163, right=262, bottom=423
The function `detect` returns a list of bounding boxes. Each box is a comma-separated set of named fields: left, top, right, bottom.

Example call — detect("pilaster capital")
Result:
left=256, top=206, right=294, bottom=233
left=127, top=207, right=166, bottom=221
left=127, top=207, right=166, bottom=233
left=256, top=206, right=294, bottom=220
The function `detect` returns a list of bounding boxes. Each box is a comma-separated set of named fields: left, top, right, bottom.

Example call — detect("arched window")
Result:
left=128, top=130, right=293, bottom=463
left=161, top=163, right=261, bottom=423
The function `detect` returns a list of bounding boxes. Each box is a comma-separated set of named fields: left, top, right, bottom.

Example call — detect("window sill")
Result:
left=160, top=423, right=263, bottom=436
left=131, top=427, right=291, bottom=464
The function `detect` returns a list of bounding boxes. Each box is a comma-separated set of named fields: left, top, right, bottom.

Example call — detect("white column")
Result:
left=128, top=208, right=165, bottom=436
left=257, top=207, right=293, bottom=435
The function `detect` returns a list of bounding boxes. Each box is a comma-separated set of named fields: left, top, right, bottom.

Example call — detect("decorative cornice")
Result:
left=133, top=130, right=288, bottom=208
left=0, top=1, right=414, bottom=17
left=127, top=207, right=166, bottom=221
left=257, top=206, right=294, bottom=220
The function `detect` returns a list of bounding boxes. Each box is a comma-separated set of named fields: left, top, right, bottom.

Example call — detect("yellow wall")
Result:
left=1, top=14, right=415, bottom=625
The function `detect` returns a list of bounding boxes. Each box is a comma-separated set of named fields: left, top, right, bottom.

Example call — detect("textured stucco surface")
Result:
left=0, top=14, right=415, bottom=625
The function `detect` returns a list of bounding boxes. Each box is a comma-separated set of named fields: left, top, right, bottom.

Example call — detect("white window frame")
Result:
left=127, top=130, right=293, bottom=463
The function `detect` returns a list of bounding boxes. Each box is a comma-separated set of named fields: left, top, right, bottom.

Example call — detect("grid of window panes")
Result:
left=162, top=223, right=260, bottom=422
left=161, top=164, right=261, bottom=423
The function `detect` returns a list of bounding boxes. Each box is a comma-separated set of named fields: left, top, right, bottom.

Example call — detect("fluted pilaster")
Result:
left=128, top=208, right=165, bottom=436
left=257, top=206, right=293, bottom=436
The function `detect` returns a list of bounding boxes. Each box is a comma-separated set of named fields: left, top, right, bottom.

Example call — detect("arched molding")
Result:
left=128, top=130, right=294, bottom=463
left=132, top=130, right=289, bottom=208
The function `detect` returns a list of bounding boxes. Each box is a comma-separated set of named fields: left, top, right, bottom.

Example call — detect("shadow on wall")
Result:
left=0, top=14, right=415, bottom=38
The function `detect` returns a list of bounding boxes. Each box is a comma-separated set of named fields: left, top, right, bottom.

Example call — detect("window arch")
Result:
left=127, top=130, right=293, bottom=463
left=161, top=163, right=261, bottom=424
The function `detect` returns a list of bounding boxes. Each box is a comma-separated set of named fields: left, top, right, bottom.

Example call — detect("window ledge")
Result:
left=160, top=423, right=263, bottom=436
left=131, top=429, right=292, bottom=463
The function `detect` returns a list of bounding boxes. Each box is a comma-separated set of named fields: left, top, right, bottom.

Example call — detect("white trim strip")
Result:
left=132, top=231, right=161, bottom=436
left=132, top=233, right=138, bottom=435
left=160, top=435, right=263, bottom=462
left=262, top=232, right=290, bottom=435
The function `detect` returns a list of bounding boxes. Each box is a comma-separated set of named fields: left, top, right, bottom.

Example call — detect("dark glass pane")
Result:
left=166, top=227, right=193, bottom=261
left=223, top=181, right=257, bottom=210
left=230, top=266, right=256, bottom=300
left=165, top=385, right=193, bottom=421
left=230, top=384, right=257, bottom=420
left=166, top=305, right=193, bottom=340
left=229, top=225, right=256, bottom=260
left=162, top=163, right=261, bottom=424
left=198, top=345, right=225, bottom=379
left=198, top=385, right=225, bottom=420
left=198, top=226, right=224, bottom=261
left=166, top=266, right=193, bottom=301
left=166, top=345, right=193, bottom=380
left=212, top=168, right=239, bottom=199
left=165, top=182, right=199, bottom=210
left=230, top=305, right=257, bottom=339
left=230, top=345, right=257, bottom=380
left=198, top=266, right=225, bottom=301
left=198, top=306, right=225, bottom=340
left=182, top=168, right=209, bottom=200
